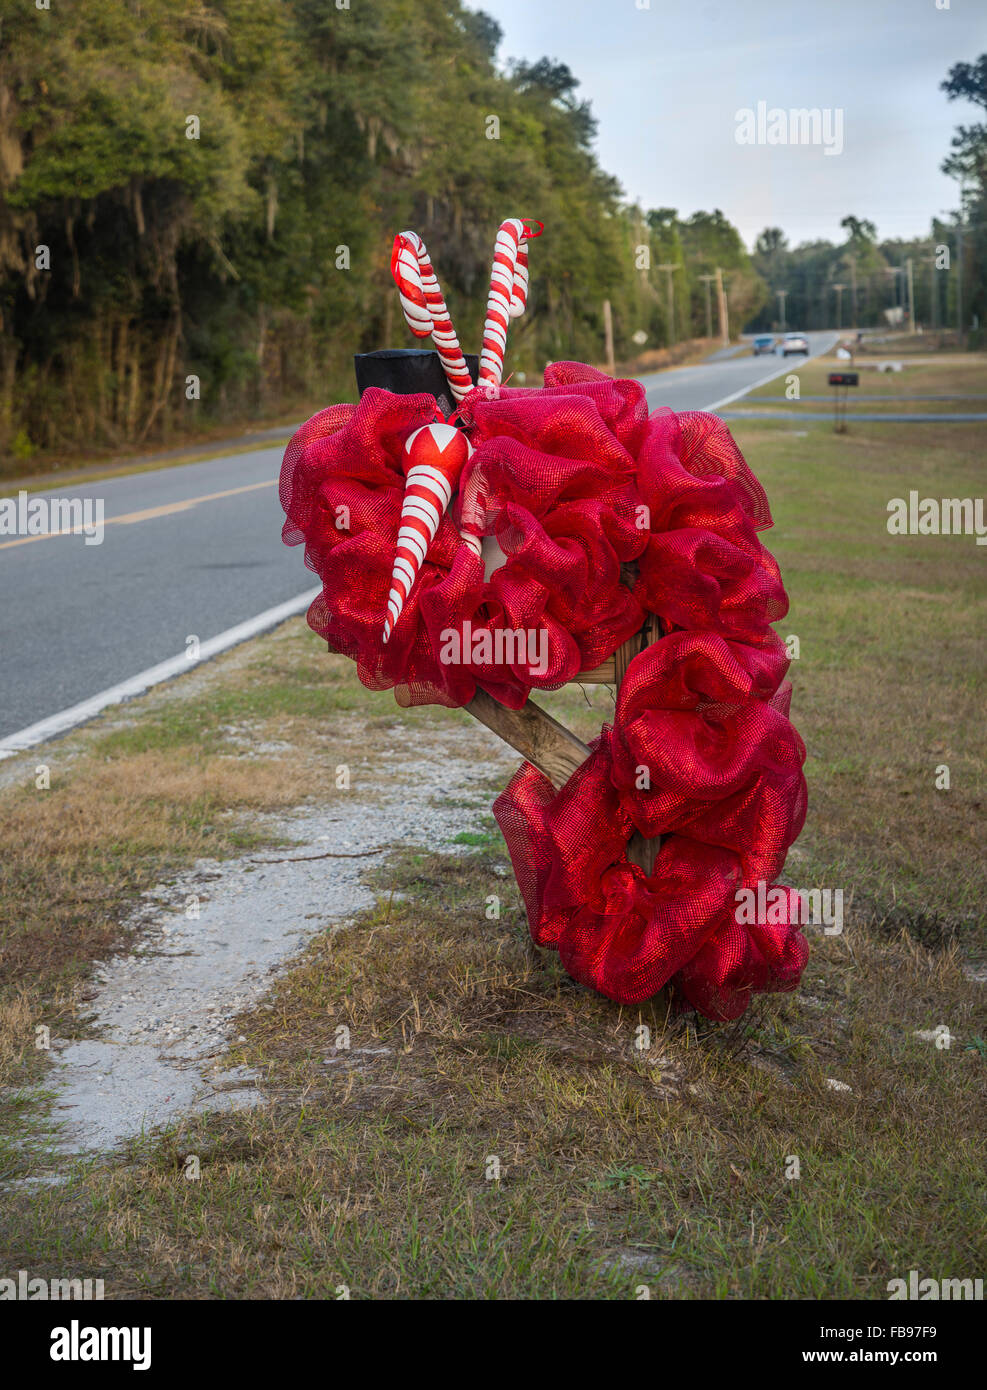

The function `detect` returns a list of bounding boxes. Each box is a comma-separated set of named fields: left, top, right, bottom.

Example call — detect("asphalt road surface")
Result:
left=0, top=332, right=836, bottom=750
left=638, top=330, right=837, bottom=411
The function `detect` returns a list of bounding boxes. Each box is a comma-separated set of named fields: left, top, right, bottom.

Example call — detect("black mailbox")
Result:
left=828, top=372, right=859, bottom=387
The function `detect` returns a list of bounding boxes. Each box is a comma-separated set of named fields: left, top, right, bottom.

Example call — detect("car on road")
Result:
left=777, top=332, right=809, bottom=356
left=752, top=334, right=776, bottom=355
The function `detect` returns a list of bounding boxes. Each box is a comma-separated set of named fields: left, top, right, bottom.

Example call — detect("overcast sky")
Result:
left=478, top=0, right=985, bottom=248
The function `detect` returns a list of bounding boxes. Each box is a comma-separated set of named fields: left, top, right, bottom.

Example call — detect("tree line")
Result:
left=747, top=215, right=973, bottom=338
left=0, top=3, right=982, bottom=462
left=0, top=0, right=768, bottom=459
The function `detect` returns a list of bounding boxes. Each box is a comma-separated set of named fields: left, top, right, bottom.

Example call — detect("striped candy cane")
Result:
left=478, top=218, right=542, bottom=389
left=390, top=232, right=474, bottom=404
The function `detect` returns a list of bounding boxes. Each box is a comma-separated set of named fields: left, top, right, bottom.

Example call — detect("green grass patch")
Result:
left=740, top=354, right=987, bottom=410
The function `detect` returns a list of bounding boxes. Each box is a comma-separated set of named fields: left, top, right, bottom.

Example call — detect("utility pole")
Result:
left=905, top=257, right=916, bottom=333
left=848, top=253, right=857, bottom=330
left=884, top=265, right=901, bottom=319
left=956, top=215, right=964, bottom=341
left=928, top=255, right=938, bottom=332
left=833, top=282, right=845, bottom=331
left=714, top=267, right=729, bottom=347
left=656, top=263, right=679, bottom=346
left=698, top=273, right=715, bottom=340
left=776, top=289, right=788, bottom=331
left=602, top=299, right=615, bottom=374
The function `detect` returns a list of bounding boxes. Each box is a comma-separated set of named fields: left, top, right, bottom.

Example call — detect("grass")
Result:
left=1, top=840, right=982, bottom=1298
left=734, top=354, right=987, bottom=413
left=726, top=418, right=985, bottom=922
left=0, top=383, right=327, bottom=488
left=0, top=412, right=984, bottom=1298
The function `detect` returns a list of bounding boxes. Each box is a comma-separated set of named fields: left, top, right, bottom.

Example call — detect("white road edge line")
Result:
left=0, top=586, right=322, bottom=760
left=704, top=336, right=837, bottom=411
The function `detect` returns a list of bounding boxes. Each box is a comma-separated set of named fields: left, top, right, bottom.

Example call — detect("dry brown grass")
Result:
left=0, top=989, right=32, bottom=1079
left=0, top=753, right=306, bottom=1014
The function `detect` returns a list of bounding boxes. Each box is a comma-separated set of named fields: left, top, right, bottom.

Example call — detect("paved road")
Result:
left=0, top=332, right=836, bottom=748
left=639, top=330, right=837, bottom=411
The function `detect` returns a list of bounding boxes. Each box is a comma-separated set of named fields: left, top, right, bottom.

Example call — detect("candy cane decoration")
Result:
left=391, top=232, right=473, bottom=404
left=381, top=219, right=541, bottom=644
left=382, top=422, right=474, bottom=644
left=478, top=218, right=542, bottom=389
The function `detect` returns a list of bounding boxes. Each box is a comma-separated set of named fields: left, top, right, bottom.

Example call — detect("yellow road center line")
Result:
left=0, top=479, right=277, bottom=551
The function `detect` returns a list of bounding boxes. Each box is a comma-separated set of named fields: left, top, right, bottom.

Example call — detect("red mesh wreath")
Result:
left=280, top=361, right=809, bottom=1019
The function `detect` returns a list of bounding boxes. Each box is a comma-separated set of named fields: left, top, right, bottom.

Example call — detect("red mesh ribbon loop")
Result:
left=610, top=631, right=808, bottom=886
left=493, top=730, right=808, bottom=1018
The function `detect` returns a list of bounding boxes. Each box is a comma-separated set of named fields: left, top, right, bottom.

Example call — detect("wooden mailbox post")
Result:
left=466, top=596, right=663, bottom=874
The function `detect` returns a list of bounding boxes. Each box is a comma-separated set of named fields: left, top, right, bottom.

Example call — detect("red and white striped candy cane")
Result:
left=390, top=232, right=473, bottom=404
left=478, top=218, right=542, bottom=389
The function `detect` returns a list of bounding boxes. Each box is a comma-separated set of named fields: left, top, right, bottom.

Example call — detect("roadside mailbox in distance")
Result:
left=828, top=370, right=858, bottom=433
